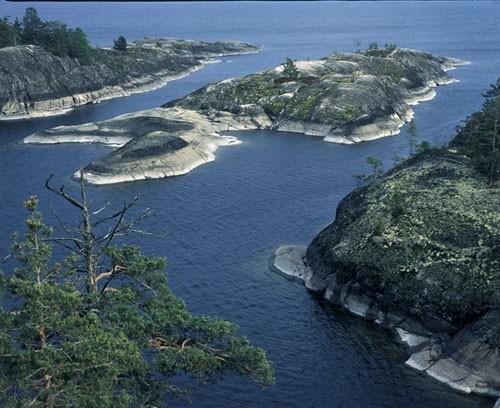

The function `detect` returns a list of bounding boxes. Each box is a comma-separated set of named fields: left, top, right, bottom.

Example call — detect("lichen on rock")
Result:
left=301, top=147, right=500, bottom=396
left=24, top=47, right=467, bottom=185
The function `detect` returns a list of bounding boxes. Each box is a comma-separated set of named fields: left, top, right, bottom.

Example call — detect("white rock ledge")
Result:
left=271, top=245, right=312, bottom=283
left=271, top=244, right=500, bottom=402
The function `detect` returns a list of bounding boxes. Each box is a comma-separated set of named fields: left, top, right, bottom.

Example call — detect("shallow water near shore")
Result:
left=1, top=1, right=500, bottom=407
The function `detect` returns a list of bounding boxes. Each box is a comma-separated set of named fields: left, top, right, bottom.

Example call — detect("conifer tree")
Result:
left=0, top=178, right=273, bottom=407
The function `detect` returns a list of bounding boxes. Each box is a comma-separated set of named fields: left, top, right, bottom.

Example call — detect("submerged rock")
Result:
left=0, top=38, right=260, bottom=120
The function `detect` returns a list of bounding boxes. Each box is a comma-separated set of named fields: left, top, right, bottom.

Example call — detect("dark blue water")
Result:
left=1, top=2, right=499, bottom=407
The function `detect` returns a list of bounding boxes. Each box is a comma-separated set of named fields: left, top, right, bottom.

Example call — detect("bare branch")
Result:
left=45, top=175, right=84, bottom=210
left=51, top=206, right=83, bottom=241
left=95, top=265, right=125, bottom=284
left=92, top=196, right=139, bottom=228
left=92, top=202, right=110, bottom=216
left=43, top=235, right=83, bottom=256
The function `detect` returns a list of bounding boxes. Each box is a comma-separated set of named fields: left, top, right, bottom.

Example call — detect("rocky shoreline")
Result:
left=24, top=106, right=248, bottom=185
left=0, top=38, right=261, bottom=120
left=272, top=245, right=500, bottom=401
left=2, top=63, right=203, bottom=121
left=24, top=48, right=468, bottom=185
left=271, top=139, right=500, bottom=404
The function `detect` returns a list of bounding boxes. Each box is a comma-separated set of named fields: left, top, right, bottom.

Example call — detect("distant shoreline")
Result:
left=0, top=37, right=262, bottom=121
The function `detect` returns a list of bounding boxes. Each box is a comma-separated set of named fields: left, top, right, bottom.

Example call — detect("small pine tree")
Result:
left=21, top=7, right=43, bottom=45
left=367, top=155, right=384, bottom=179
left=0, top=181, right=274, bottom=406
left=355, top=156, right=384, bottom=185
left=282, top=58, right=299, bottom=80
left=417, top=140, right=431, bottom=154
left=407, top=119, right=418, bottom=157
left=113, top=35, right=127, bottom=52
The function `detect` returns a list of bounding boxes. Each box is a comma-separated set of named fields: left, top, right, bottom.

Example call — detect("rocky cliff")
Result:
left=273, top=147, right=500, bottom=398
left=24, top=48, right=466, bottom=184
left=0, top=38, right=260, bottom=120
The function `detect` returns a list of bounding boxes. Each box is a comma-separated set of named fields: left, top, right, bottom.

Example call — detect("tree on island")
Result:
left=21, top=7, right=43, bottom=46
left=282, top=58, right=299, bottom=80
left=113, top=35, right=128, bottom=52
left=366, top=42, right=398, bottom=58
left=0, top=17, right=21, bottom=48
left=356, top=155, right=384, bottom=185
left=407, top=119, right=419, bottom=157
left=0, top=8, right=92, bottom=62
left=0, top=178, right=273, bottom=407
left=452, top=78, right=500, bottom=187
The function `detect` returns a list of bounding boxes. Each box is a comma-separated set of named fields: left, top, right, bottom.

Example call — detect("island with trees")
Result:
left=25, top=45, right=467, bottom=185
left=0, top=8, right=261, bottom=120
left=272, top=80, right=500, bottom=399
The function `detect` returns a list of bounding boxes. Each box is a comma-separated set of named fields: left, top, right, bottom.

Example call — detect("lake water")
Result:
left=1, top=2, right=499, bottom=407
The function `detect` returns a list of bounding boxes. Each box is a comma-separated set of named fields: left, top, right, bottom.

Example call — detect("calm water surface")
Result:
left=1, top=2, right=499, bottom=407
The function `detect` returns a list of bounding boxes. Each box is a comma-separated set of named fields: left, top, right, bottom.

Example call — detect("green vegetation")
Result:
left=317, top=145, right=500, bottom=325
left=0, top=180, right=273, bottom=407
left=287, top=91, right=321, bottom=120
left=407, top=119, right=418, bottom=157
left=359, top=56, right=405, bottom=82
left=332, top=105, right=364, bottom=123
left=113, top=35, right=128, bottom=52
left=311, top=82, right=500, bottom=329
left=0, top=17, right=21, bottom=48
left=366, top=156, right=384, bottom=179
left=282, top=58, right=299, bottom=80
left=416, top=140, right=431, bottom=154
left=356, top=156, right=384, bottom=185
left=365, top=42, right=397, bottom=58
left=451, top=78, right=500, bottom=186
left=0, top=8, right=92, bottom=62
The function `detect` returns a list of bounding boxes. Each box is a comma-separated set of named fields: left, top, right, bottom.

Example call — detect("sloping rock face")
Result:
left=25, top=107, right=240, bottom=185
left=0, top=39, right=260, bottom=119
left=304, top=149, right=500, bottom=396
left=170, top=48, right=466, bottom=143
left=24, top=48, right=466, bottom=185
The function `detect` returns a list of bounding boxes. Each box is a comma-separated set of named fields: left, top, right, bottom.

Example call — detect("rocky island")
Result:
left=273, top=81, right=500, bottom=400
left=0, top=38, right=260, bottom=120
left=25, top=46, right=467, bottom=184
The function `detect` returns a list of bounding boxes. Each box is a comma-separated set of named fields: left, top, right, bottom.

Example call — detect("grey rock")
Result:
left=23, top=48, right=467, bottom=185
left=302, top=147, right=500, bottom=396
left=0, top=39, right=260, bottom=119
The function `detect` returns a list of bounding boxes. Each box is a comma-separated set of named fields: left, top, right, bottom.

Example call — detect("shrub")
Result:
left=113, top=35, right=128, bottom=52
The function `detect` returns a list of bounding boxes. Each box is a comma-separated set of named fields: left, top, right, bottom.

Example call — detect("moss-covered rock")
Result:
left=307, top=149, right=500, bottom=326
left=23, top=47, right=467, bottom=185
left=170, top=48, right=467, bottom=143
left=302, top=117, right=500, bottom=395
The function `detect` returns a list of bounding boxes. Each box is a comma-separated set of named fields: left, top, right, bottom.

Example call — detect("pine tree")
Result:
left=0, top=179, right=273, bottom=407
left=21, top=7, right=43, bottom=46
left=0, top=8, right=92, bottom=62
left=282, top=58, right=299, bottom=80
left=452, top=79, right=500, bottom=186
left=407, top=119, right=418, bottom=157
left=113, top=35, right=128, bottom=52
